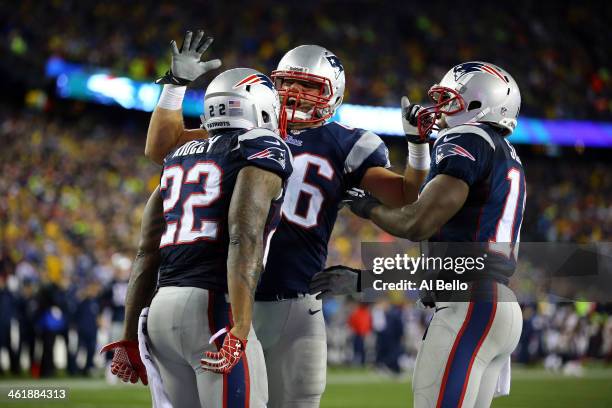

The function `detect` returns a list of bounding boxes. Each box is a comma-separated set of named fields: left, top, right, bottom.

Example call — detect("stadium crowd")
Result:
left=1, top=1, right=611, bottom=120
left=0, top=106, right=610, bottom=376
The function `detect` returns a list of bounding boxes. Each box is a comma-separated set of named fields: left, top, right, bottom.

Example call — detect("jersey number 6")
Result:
left=282, top=154, right=334, bottom=228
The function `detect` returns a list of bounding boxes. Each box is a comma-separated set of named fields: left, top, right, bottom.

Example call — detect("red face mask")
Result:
left=417, top=86, right=466, bottom=138
left=271, top=70, right=335, bottom=125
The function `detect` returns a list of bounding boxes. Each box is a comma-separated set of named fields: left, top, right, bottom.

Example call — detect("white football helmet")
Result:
left=203, top=68, right=286, bottom=136
left=271, top=45, right=345, bottom=125
left=418, top=62, right=521, bottom=136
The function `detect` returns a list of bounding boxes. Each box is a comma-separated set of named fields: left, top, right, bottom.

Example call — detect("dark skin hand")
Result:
left=369, top=174, right=469, bottom=241
left=122, top=186, right=165, bottom=341
left=226, top=166, right=282, bottom=340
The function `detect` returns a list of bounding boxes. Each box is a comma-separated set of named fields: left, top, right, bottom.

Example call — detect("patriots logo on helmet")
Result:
left=248, top=146, right=286, bottom=169
left=435, top=143, right=476, bottom=164
left=453, top=62, right=508, bottom=83
left=325, top=55, right=344, bottom=79
left=234, top=74, right=275, bottom=91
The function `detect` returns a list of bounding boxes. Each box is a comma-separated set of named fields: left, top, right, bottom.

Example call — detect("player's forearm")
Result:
left=122, top=187, right=165, bottom=341
left=402, top=166, right=428, bottom=204
left=123, top=249, right=160, bottom=341
left=226, top=167, right=282, bottom=339
left=370, top=204, right=428, bottom=241
left=145, top=107, right=185, bottom=164
left=370, top=174, right=468, bottom=241
left=226, top=232, right=263, bottom=339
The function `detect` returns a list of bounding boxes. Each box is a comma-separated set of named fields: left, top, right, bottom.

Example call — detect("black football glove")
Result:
left=309, top=265, right=362, bottom=299
left=156, top=29, right=222, bottom=88
left=341, top=188, right=382, bottom=219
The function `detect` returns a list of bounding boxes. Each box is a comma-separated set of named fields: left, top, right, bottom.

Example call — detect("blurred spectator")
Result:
left=348, top=302, right=372, bottom=366
left=378, top=299, right=405, bottom=375
left=15, top=279, right=38, bottom=375
left=1, top=1, right=611, bottom=119
left=36, top=282, right=67, bottom=377
left=74, top=281, right=102, bottom=376
left=0, top=273, right=19, bottom=374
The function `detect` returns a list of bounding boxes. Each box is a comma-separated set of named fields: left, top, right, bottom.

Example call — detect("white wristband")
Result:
left=157, top=85, right=186, bottom=110
left=408, top=142, right=431, bottom=170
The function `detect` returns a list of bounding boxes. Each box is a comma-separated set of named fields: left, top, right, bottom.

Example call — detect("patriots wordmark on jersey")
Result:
left=424, top=123, right=526, bottom=283
left=157, top=128, right=293, bottom=293
left=256, top=122, right=390, bottom=297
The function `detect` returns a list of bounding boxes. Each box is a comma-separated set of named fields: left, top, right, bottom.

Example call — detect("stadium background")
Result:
left=0, top=1, right=611, bottom=407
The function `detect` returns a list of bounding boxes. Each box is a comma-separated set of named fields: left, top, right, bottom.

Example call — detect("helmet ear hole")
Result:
left=262, top=111, right=270, bottom=123
left=467, top=101, right=482, bottom=111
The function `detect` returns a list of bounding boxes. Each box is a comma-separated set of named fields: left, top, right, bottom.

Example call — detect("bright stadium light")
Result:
left=48, top=59, right=612, bottom=148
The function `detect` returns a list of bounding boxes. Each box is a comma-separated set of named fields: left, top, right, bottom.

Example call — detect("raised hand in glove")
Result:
left=156, top=29, right=222, bottom=87
left=200, top=328, right=247, bottom=374
left=100, top=340, right=148, bottom=385
left=342, top=188, right=382, bottom=219
left=402, top=96, right=430, bottom=143
left=309, top=265, right=362, bottom=299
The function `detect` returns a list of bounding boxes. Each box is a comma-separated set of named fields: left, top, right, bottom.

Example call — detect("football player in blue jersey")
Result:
left=143, top=33, right=432, bottom=408
left=102, top=63, right=293, bottom=408
left=341, top=62, right=525, bottom=408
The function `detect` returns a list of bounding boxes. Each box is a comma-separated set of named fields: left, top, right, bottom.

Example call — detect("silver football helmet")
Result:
left=418, top=62, right=521, bottom=136
left=271, top=45, right=345, bottom=125
left=203, top=68, right=285, bottom=135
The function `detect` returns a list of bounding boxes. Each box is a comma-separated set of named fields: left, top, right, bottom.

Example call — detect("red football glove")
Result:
left=100, top=340, right=148, bottom=385
left=200, top=328, right=247, bottom=374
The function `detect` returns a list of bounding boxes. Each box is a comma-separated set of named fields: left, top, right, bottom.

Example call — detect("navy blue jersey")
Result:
left=158, top=128, right=293, bottom=293
left=424, top=124, right=526, bottom=281
left=257, top=122, right=390, bottom=296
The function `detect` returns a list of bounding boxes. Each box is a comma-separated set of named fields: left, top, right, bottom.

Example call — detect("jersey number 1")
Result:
left=489, top=167, right=524, bottom=259
left=159, top=162, right=222, bottom=247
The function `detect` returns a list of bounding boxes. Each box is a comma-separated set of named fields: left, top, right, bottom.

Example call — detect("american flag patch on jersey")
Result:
left=435, top=142, right=476, bottom=164
left=228, top=100, right=240, bottom=107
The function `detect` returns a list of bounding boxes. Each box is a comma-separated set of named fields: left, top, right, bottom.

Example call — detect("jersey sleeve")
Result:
left=431, top=129, right=494, bottom=186
left=238, top=129, right=293, bottom=181
left=342, top=129, right=391, bottom=188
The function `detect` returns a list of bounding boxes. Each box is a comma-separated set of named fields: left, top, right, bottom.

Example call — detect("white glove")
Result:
left=402, top=96, right=428, bottom=143
left=156, top=29, right=222, bottom=87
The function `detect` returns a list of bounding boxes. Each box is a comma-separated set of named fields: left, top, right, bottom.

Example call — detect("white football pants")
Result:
left=254, top=294, right=327, bottom=408
left=413, top=281, right=522, bottom=408
left=147, top=286, right=268, bottom=408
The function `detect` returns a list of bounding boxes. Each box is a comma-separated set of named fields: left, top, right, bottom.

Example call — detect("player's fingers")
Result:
left=309, top=280, right=330, bottom=294
left=111, top=362, right=125, bottom=375
left=140, top=373, right=149, bottom=386
left=316, top=290, right=331, bottom=300
left=309, top=272, right=328, bottom=284
left=181, top=31, right=192, bottom=52
left=201, top=358, right=227, bottom=369
left=201, top=59, right=222, bottom=71
left=201, top=353, right=224, bottom=365
left=191, top=30, right=205, bottom=51
left=204, top=351, right=221, bottom=359
left=196, top=37, right=214, bottom=54
left=202, top=365, right=225, bottom=374
left=401, top=96, right=410, bottom=109
left=170, top=40, right=180, bottom=56
left=100, top=343, right=117, bottom=354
